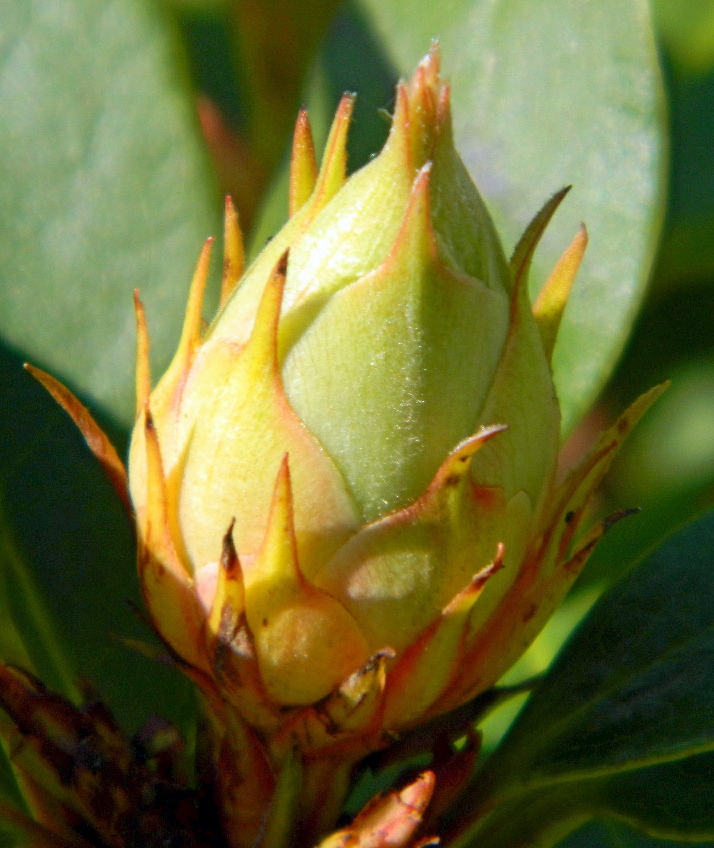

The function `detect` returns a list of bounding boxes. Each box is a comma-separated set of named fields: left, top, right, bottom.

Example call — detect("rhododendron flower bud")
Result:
left=121, top=47, right=663, bottom=749
left=30, top=50, right=662, bottom=848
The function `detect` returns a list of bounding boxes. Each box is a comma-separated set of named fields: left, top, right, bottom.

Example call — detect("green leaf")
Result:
left=592, top=751, right=714, bottom=840
left=487, top=508, right=714, bottom=789
left=355, top=0, right=666, bottom=433
left=0, top=0, right=219, bottom=428
left=561, top=819, right=714, bottom=848
left=450, top=508, right=714, bottom=848
left=469, top=751, right=714, bottom=845
left=450, top=788, right=591, bottom=848
left=450, top=510, right=714, bottom=848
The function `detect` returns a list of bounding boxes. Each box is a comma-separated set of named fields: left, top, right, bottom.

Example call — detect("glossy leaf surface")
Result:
left=0, top=0, right=218, bottom=427
left=461, top=509, right=714, bottom=848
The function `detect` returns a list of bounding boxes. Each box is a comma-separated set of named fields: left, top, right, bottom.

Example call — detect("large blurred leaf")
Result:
left=591, top=752, right=714, bottom=840
left=0, top=0, right=219, bottom=427
left=356, top=0, right=665, bottom=434
left=652, top=0, right=714, bottom=74
left=470, top=750, right=714, bottom=846
left=455, top=509, right=714, bottom=848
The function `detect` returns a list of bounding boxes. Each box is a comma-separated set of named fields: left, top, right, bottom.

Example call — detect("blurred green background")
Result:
left=0, top=0, right=712, bottom=843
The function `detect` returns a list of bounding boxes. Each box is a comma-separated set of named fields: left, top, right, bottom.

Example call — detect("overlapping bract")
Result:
left=127, top=47, right=658, bottom=748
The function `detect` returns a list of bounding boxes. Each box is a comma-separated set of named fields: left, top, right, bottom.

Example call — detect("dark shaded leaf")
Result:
left=561, top=819, right=714, bottom=848
left=593, top=751, right=714, bottom=840
left=0, top=346, right=195, bottom=734
left=448, top=511, right=714, bottom=848
left=487, top=508, right=714, bottom=789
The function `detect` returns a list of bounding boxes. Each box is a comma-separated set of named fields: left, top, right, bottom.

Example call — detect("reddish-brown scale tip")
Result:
left=276, top=248, right=289, bottom=278
left=219, top=518, right=242, bottom=582
left=144, top=401, right=155, bottom=431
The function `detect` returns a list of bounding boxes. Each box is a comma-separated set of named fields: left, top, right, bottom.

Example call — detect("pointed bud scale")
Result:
left=128, top=237, right=214, bottom=535
left=278, top=649, right=394, bottom=756
left=431, top=383, right=669, bottom=718
left=221, top=197, right=244, bottom=307
left=469, top=240, right=561, bottom=515
left=197, top=93, right=358, bottom=367
left=309, top=93, right=354, bottom=215
left=510, top=187, right=571, bottom=289
left=289, top=108, right=318, bottom=217
left=321, top=649, right=392, bottom=736
left=139, top=407, right=208, bottom=673
left=381, top=547, right=504, bottom=729
left=133, top=289, right=152, bottom=417
left=533, top=224, right=588, bottom=362
left=24, top=365, right=130, bottom=514
left=313, top=425, right=534, bottom=664
left=404, top=57, right=440, bottom=167
left=178, top=236, right=213, bottom=362
left=244, top=457, right=369, bottom=706
left=207, top=521, right=245, bottom=643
